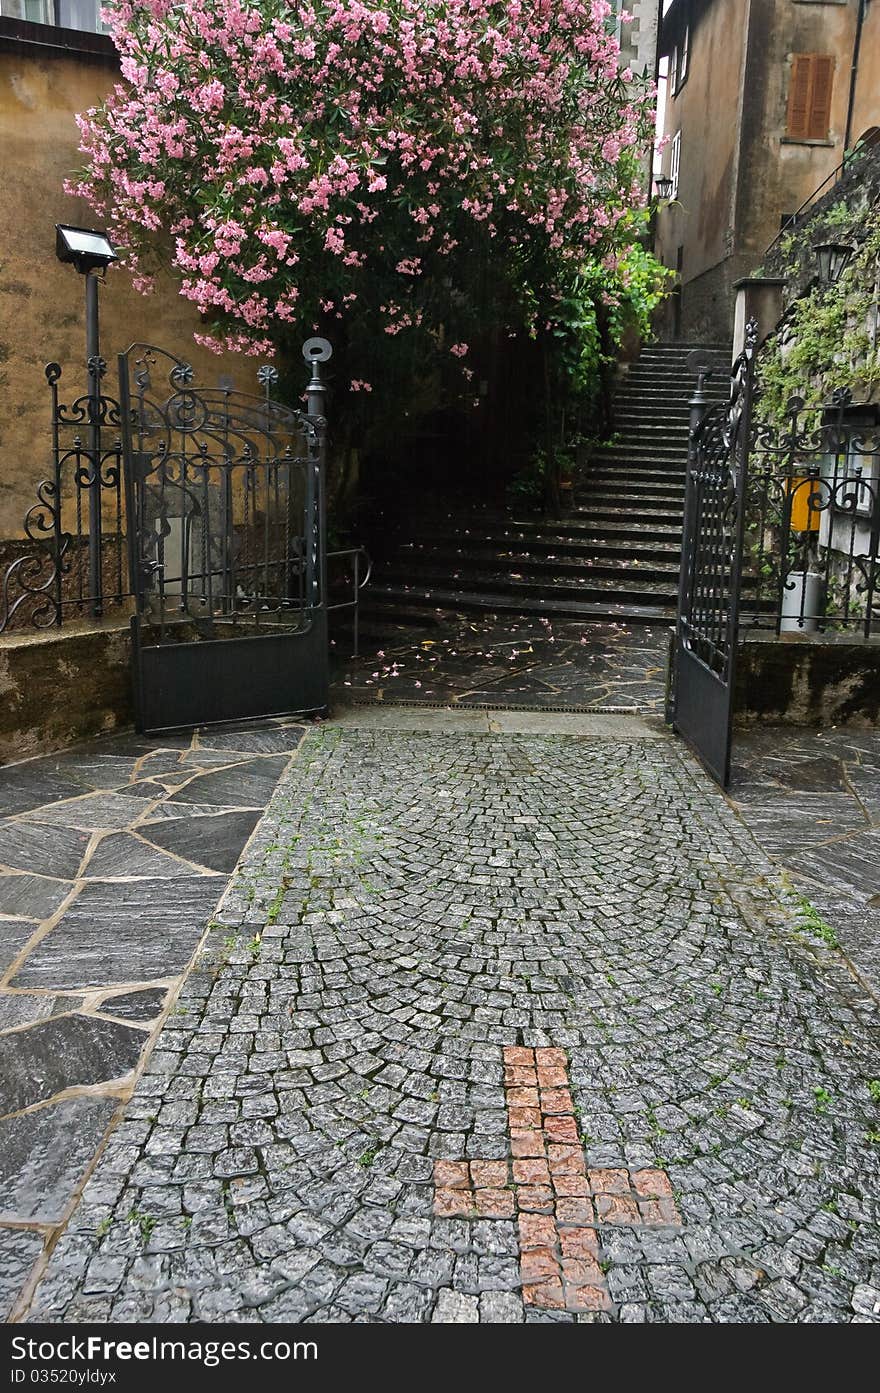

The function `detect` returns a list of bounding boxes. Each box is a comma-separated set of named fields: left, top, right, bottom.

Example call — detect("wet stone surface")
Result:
left=99, top=989, right=169, bottom=1024
left=26, top=723, right=880, bottom=1324
left=0, top=1097, right=119, bottom=1224
left=0, top=1014, right=148, bottom=1114
left=11, top=880, right=226, bottom=991
left=0, top=1230, right=44, bottom=1322
left=0, top=719, right=306, bottom=1319
left=141, top=811, right=262, bottom=874
left=334, top=614, right=669, bottom=713
left=731, top=728, right=880, bottom=999
left=0, top=920, right=38, bottom=978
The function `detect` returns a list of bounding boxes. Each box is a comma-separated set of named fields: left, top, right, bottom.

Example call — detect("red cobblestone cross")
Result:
left=433, top=1045, right=681, bottom=1313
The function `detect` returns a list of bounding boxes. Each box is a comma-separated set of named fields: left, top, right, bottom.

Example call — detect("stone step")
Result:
left=637, top=350, right=730, bottom=364
left=585, top=460, right=689, bottom=475
left=374, top=567, right=681, bottom=608
left=594, top=442, right=688, bottom=457
left=617, top=372, right=730, bottom=388
left=593, top=445, right=689, bottom=458
left=363, top=583, right=677, bottom=623
left=577, top=501, right=684, bottom=520
left=615, top=386, right=727, bottom=403
left=570, top=505, right=683, bottom=526
left=336, top=602, right=453, bottom=636
left=587, top=460, right=688, bottom=476
left=587, top=464, right=687, bottom=479
left=583, top=481, right=686, bottom=499
left=503, top=518, right=684, bottom=544
left=612, top=418, right=692, bottom=429
left=394, top=532, right=681, bottom=563
left=585, top=485, right=686, bottom=501
left=611, top=430, right=691, bottom=444
left=387, top=551, right=681, bottom=586
left=591, top=451, right=690, bottom=465
left=613, top=418, right=692, bottom=429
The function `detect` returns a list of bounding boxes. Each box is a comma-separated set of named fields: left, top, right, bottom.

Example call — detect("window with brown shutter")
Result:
left=786, top=54, right=835, bottom=140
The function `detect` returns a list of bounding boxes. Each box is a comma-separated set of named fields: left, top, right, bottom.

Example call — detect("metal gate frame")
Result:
left=669, top=323, right=756, bottom=787
left=119, top=338, right=332, bottom=733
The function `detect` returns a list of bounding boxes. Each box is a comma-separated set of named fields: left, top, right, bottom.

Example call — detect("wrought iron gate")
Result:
left=669, top=328, right=755, bottom=787
left=119, top=338, right=332, bottom=733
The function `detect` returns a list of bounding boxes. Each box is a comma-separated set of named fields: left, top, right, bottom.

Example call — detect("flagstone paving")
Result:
left=20, top=711, right=880, bottom=1324
left=0, top=720, right=307, bottom=1321
left=729, top=728, right=880, bottom=1001
left=334, top=614, right=669, bottom=712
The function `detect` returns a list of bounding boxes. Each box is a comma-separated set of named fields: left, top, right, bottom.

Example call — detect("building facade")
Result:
left=654, top=0, right=880, bottom=344
left=0, top=7, right=244, bottom=540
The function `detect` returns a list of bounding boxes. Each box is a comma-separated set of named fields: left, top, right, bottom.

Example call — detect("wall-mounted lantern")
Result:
left=813, top=241, right=854, bottom=286
left=654, top=175, right=674, bottom=202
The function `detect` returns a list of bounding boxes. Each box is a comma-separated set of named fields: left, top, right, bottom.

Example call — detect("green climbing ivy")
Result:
left=756, top=200, right=880, bottom=425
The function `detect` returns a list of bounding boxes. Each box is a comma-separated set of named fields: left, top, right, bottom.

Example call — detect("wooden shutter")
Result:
left=807, top=55, right=834, bottom=139
left=787, top=55, right=834, bottom=140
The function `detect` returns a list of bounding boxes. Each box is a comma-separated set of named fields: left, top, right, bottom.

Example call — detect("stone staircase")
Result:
left=359, top=343, right=732, bottom=631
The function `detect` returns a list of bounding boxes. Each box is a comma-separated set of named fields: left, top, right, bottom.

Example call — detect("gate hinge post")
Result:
left=689, top=370, right=712, bottom=442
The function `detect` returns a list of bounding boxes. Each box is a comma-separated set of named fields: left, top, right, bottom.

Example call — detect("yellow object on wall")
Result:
left=788, top=476, right=821, bottom=532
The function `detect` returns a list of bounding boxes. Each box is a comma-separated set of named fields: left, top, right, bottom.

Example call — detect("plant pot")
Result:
left=780, top=570, right=825, bottom=634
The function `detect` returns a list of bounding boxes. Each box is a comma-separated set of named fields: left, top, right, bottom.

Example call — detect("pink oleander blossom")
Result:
left=71, top=0, right=656, bottom=364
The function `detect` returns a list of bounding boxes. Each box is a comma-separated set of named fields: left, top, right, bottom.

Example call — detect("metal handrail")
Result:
left=326, top=545, right=372, bottom=657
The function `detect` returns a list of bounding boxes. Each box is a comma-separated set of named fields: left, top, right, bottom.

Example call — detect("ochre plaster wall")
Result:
left=0, top=48, right=249, bottom=539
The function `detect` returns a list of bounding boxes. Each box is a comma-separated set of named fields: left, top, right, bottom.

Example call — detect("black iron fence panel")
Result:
left=672, top=329, right=880, bottom=786
left=741, top=392, right=880, bottom=639
left=670, top=330, right=754, bottom=787
left=0, top=360, right=128, bottom=634
left=118, top=346, right=323, bottom=638
left=117, top=338, right=334, bottom=732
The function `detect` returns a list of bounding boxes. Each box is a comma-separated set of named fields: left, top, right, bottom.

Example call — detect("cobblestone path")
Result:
left=25, top=718, right=880, bottom=1323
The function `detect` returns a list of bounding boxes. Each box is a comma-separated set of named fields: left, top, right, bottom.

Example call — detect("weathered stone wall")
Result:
left=734, top=633, right=880, bottom=727
left=676, top=253, right=754, bottom=346
left=0, top=622, right=133, bottom=763
left=0, top=38, right=247, bottom=541
left=762, top=139, right=880, bottom=296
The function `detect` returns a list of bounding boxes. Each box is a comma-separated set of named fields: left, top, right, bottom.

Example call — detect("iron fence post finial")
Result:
left=302, top=336, right=332, bottom=420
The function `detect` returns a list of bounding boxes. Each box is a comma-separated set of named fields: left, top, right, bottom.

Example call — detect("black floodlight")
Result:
left=55, top=224, right=118, bottom=275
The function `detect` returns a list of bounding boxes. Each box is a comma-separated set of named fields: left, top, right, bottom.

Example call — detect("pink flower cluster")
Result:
left=73, top=0, right=655, bottom=355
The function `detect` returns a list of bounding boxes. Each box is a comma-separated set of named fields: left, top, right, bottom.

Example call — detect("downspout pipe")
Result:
left=844, top=0, right=868, bottom=155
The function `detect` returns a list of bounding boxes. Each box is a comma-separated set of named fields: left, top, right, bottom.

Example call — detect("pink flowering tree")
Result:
left=73, top=0, right=659, bottom=504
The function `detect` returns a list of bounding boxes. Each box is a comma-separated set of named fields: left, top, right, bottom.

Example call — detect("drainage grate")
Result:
left=348, top=698, right=656, bottom=715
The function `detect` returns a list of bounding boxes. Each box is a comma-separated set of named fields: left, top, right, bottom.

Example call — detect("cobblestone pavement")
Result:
left=23, top=711, right=880, bottom=1324
left=0, top=720, right=306, bottom=1320
left=730, top=727, right=880, bottom=1000
left=333, top=615, right=669, bottom=712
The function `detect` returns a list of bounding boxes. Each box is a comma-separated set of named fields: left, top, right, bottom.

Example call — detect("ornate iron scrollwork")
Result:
left=118, top=343, right=324, bottom=637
